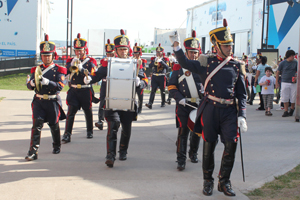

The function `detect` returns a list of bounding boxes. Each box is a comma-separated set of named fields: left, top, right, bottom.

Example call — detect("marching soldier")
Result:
left=168, top=30, right=202, bottom=171
left=84, top=29, right=148, bottom=168
left=25, top=34, right=67, bottom=161
left=170, top=19, right=248, bottom=196
left=145, top=43, right=170, bottom=109
left=95, top=39, right=115, bottom=130
left=133, top=43, right=148, bottom=113
left=62, top=33, right=98, bottom=143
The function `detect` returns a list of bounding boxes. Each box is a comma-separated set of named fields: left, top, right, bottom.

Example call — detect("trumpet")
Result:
left=154, top=56, right=162, bottom=66
left=70, top=56, right=80, bottom=74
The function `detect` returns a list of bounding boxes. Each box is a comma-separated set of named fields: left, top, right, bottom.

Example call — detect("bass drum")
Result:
left=187, top=109, right=197, bottom=131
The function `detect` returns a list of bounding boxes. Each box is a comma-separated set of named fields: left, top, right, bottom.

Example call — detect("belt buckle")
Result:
left=43, top=94, right=49, bottom=100
left=220, top=98, right=225, bottom=104
left=77, top=84, right=82, bottom=89
left=191, top=98, right=196, bottom=103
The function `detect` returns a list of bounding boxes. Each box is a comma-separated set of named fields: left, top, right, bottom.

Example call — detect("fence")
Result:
left=0, top=55, right=37, bottom=76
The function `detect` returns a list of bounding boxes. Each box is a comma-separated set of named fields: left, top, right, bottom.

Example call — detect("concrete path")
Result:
left=0, top=89, right=299, bottom=200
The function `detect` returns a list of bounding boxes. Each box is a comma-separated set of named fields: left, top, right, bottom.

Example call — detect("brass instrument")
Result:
left=70, top=56, right=80, bottom=75
left=34, top=65, right=42, bottom=92
left=154, top=56, right=162, bottom=66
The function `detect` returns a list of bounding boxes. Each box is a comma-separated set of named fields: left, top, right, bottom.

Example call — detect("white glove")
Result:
left=30, top=79, right=35, bottom=87
left=155, top=57, right=162, bottom=63
left=78, top=63, right=83, bottom=71
left=238, top=116, right=248, bottom=133
left=169, top=30, right=180, bottom=46
left=136, top=77, right=141, bottom=86
left=84, top=76, right=92, bottom=85
left=41, top=76, right=49, bottom=85
left=179, top=98, right=186, bottom=106
left=71, top=57, right=79, bottom=66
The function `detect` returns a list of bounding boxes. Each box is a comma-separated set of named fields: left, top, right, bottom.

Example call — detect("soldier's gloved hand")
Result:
left=71, top=57, right=79, bottom=66
left=179, top=98, right=186, bottom=106
left=136, top=77, right=141, bottom=86
left=30, top=79, right=35, bottom=87
left=84, top=76, right=92, bottom=85
left=78, top=63, right=83, bottom=71
left=238, top=116, right=248, bottom=133
left=169, top=31, right=180, bottom=47
left=41, top=76, right=49, bottom=85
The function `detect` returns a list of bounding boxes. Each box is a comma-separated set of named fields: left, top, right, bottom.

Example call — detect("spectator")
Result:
left=254, top=56, right=271, bottom=110
left=276, top=50, right=298, bottom=117
left=259, top=67, right=276, bottom=116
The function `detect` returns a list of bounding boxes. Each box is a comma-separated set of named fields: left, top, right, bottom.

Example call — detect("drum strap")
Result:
left=178, top=69, right=198, bottom=98
left=204, top=56, right=231, bottom=91
left=42, top=64, right=55, bottom=75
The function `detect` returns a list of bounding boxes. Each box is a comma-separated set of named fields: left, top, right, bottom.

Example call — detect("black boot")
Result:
left=138, top=92, right=143, bottom=114
left=105, top=121, right=120, bottom=167
left=161, top=91, right=166, bottom=107
left=84, top=108, right=93, bottom=139
left=25, top=118, right=44, bottom=161
left=62, top=105, right=78, bottom=143
left=49, top=123, right=61, bottom=154
left=202, top=141, right=218, bottom=196
left=96, top=100, right=105, bottom=130
left=166, top=98, right=171, bottom=105
left=188, top=131, right=201, bottom=163
left=176, top=127, right=189, bottom=171
left=146, top=91, right=155, bottom=109
left=119, top=122, right=132, bottom=161
left=218, top=141, right=237, bottom=196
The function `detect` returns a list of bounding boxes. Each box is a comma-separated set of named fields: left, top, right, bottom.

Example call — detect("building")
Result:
left=0, top=0, right=51, bottom=57
left=186, top=0, right=300, bottom=58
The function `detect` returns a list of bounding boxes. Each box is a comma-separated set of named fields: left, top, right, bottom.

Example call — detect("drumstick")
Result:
left=185, top=103, right=197, bottom=109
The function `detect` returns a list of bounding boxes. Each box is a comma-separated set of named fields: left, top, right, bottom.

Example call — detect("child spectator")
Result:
left=259, top=67, right=276, bottom=116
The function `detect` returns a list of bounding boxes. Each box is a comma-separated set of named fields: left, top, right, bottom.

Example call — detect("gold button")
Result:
left=211, top=84, right=213, bottom=87
left=212, top=90, right=215, bottom=93
left=218, top=61, right=220, bottom=63
left=237, top=69, right=239, bottom=71
left=214, top=102, right=216, bottom=104
left=53, top=75, right=56, bottom=77
left=183, top=90, right=185, bottom=92
left=212, top=61, right=214, bottom=63
left=73, top=78, right=75, bottom=80
left=207, top=65, right=210, bottom=67
left=182, top=84, right=185, bottom=87
left=234, top=64, right=236, bottom=67
left=207, top=72, right=209, bottom=75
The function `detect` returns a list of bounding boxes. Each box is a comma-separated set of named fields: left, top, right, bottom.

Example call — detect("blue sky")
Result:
left=48, top=0, right=206, bottom=44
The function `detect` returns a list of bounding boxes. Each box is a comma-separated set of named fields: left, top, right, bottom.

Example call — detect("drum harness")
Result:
left=178, top=68, right=200, bottom=104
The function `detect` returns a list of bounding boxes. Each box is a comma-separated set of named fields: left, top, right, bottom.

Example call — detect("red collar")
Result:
left=80, top=56, right=87, bottom=60
left=216, top=55, right=224, bottom=61
left=43, top=63, right=54, bottom=68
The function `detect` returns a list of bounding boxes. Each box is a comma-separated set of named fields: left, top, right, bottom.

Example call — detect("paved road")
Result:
left=0, top=89, right=299, bottom=200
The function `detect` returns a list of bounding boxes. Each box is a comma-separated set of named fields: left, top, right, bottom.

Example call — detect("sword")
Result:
left=185, top=103, right=198, bottom=109
left=239, top=127, right=245, bottom=182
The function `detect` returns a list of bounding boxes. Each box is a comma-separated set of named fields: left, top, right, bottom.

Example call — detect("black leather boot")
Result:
left=188, top=131, right=201, bottom=163
left=119, top=122, right=132, bottom=161
left=138, top=92, right=143, bottom=114
left=105, top=121, right=120, bottom=167
left=161, top=91, right=166, bottom=107
left=176, top=127, right=189, bottom=171
left=96, top=100, right=105, bottom=130
left=146, top=91, right=155, bottom=109
left=202, top=140, right=218, bottom=195
left=62, top=105, right=78, bottom=143
left=218, top=141, right=237, bottom=196
left=49, top=123, right=61, bottom=154
left=25, top=118, right=44, bottom=161
left=84, top=108, right=93, bottom=139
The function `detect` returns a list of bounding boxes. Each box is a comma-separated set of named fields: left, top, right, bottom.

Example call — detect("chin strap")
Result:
left=215, top=43, right=227, bottom=58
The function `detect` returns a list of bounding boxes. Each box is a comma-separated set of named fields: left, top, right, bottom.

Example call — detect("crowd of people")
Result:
left=24, top=18, right=298, bottom=197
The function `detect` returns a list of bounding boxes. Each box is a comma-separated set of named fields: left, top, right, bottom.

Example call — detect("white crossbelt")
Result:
left=153, top=73, right=165, bottom=76
left=42, top=64, right=55, bottom=75
left=81, top=58, right=90, bottom=65
left=36, top=94, right=57, bottom=100
left=178, top=69, right=199, bottom=98
left=71, top=84, right=91, bottom=89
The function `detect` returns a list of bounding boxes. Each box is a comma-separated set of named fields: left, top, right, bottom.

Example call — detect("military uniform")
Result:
left=168, top=30, right=203, bottom=171
left=95, top=39, right=115, bottom=130
left=133, top=43, right=148, bottom=113
left=62, top=33, right=98, bottom=143
left=86, top=29, right=148, bottom=168
left=145, top=44, right=169, bottom=108
left=172, top=19, right=247, bottom=196
left=25, top=35, right=67, bottom=161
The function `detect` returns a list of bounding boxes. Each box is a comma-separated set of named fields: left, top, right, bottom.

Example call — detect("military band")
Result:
left=25, top=34, right=67, bottom=161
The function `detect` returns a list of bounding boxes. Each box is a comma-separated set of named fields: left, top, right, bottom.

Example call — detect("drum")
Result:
left=187, top=109, right=197, bottom=131
left=106, top=57, right=137, bottom=111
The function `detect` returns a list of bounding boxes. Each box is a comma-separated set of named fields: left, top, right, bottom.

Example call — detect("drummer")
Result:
left=84, top=29, right=148, bottom=168
left=168, top=30, right=203, bottom=171
left=95, top=39, right=115, bottom=130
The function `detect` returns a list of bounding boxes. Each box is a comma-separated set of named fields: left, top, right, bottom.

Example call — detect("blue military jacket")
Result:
left=149, top=56, right=169, bottom=74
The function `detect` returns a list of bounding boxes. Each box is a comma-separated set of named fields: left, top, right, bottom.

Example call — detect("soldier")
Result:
left=62, top=33, right=98, bottom=143
left=95, top=39, right=115, bottom=130
left=25, top=34, right=67, bottom=161
left=169, top=19, right=248, bottom=196
left=145, top=43, right=170, bottom=109
left=84, top=29, right=148, bottom=168
left=168, top=30, right=202, bottom=171
left=133, top=43, right=148, bottom=113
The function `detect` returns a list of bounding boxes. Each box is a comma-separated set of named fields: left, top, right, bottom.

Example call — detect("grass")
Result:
left=0, top=73, right=165, bottom=94
left=0, top=97, right=5, bottom=102
left=246, top=164, right=300, bottom=199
